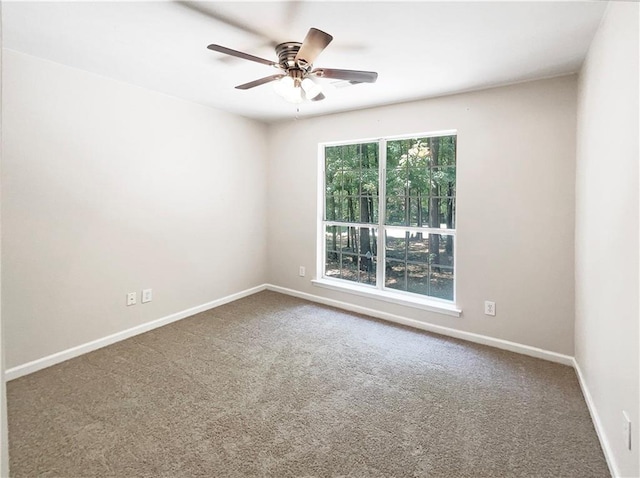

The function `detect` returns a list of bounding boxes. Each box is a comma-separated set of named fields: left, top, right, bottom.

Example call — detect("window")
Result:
left=320, top=132, right=457, bottom=304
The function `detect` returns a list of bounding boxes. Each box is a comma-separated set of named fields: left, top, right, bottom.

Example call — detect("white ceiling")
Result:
left=3, top=1, right=607, bottom=123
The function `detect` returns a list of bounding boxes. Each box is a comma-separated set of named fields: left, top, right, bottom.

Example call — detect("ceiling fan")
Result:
left=207, top=27, right=378, bottom=103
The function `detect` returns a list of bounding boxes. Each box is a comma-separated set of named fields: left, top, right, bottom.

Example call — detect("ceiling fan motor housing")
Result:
left=276, top=42, right=310, bottom=73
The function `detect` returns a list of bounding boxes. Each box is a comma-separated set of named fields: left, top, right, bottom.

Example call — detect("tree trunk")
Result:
left=446, top=186, right=453, bottom=255
left=329, top=195, right=337, bottom=259
left=416, top=191, right=423, bottom=240
left=360, top=196, right=371, bottom=271
left=348, top=196, right=355, bottom=223
left=428, top=137, right=441, bottom=267
left=359, top=143, right=372, bottom=271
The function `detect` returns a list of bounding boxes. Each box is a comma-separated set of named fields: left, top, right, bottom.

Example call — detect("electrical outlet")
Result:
left=484, top=300, right=496, bottom=316
left=126, top=292, right=137, bottom=306
left=142, top=288, right=152, bottom=303
left=623, top=411, right=632, bottom=451
left=299, top=266, right=306, bottom=277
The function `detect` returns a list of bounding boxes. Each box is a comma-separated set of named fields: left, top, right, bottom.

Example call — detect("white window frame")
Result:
left=313, top=131, right=461, bottom=317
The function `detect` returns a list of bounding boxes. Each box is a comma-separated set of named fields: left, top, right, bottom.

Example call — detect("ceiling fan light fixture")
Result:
left=301, top=78, right=322, bottom=99
left=273, top=73, right=304, bottom=103
left=273, top=75, right=294, bottom=97
left=284, top=84, right=303, bottom=104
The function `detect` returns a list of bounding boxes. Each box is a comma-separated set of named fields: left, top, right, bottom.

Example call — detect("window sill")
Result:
left=311, top=278, right=462, bottom=317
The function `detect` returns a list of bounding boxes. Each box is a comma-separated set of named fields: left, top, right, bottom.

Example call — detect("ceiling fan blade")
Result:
left=207, top=44, right=277, bottom=68
left=235, top=74, right=285, bottom=90
left=294, top=28, right=333, bottom=66
left=178, top=1, right=279, bottom=47
left=312, top=68, right=378, bottom=83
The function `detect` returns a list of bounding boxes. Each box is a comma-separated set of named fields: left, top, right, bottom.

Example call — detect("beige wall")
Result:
left=1, top=50, right=269, bottom=369
left=0, top=4, right=8, bottom=475
left=267, top=76, right=577, bottom=356
left=575, top=3, right=640, bottom=477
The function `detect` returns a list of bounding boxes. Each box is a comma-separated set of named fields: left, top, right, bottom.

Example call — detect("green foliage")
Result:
left=385, top=136, right=456, bottom=227
left=325, top=142, right=379, bottom=223
left=325, top=135, right=456, bottom=227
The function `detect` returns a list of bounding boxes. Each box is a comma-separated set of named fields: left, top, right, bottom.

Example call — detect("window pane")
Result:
left=325, top=196, right=336, bottom=221
left=407, top=234, right=429, bottom=263
left=385, top=230, right=407, bottom=260
left=359, top=252, right=377, bottom=285
left=325, top=195, right=379, bottom=223
left=425, top=197, right=442, bottom=228
left=325, top=168, right=338, bottom=192
left=325, top=225, right=339, bottom=253
left=407, top=168, right=430, bottom=197
left=386, top=196, right=407, bottom=226
left=346, top=196, right=359, bottom=222
left=383, top=229, right=455, bottom=300
left=325, top=256, right=340, bottom=278
left=385, top=260, right=405, bottom=291
left=325, top=191, right=347, bottom=222
left=362, top=197, right=374, bottom=223
left=427, top=234, right=455, bottom=300
left=419, top=197, right=431, bottom=227
left=325, top=226, right=377, bottom=285
left=356, top=226, right=377, bottom=259
left=430, top=233, right=455, bottom=268
left=386, top=136, right=457, bottom=227
left=440, top=197, right=455, bottom=229
left=407, top=262, right=430, bottom=295
left=324, top=226, right=344, bottom=278
left=325, top=145, right=346, bottom=170
left=356, top=195, right=379, bottom=223
left=341, top=254, right=360, bottom=282
left=324, top=143, right=378, bottom=225
left=420, top=197, right=455, bottom=229
left=360, top=169, right=379, bottom=196
left=386, top=138, right=431, bottom=170
left=429, top=266, right=454, bottom=300
left=342, top=169, right=358, bottom=192
left=385, top=168, right=405, bottom=197
left=385, top=143, right=403, bottom=170
left=408, top=197, right=422, bottom=227
left=432, top=166, right=456, bottom=197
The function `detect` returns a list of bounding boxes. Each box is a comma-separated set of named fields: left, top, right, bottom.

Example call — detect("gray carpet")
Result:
left=8, top=291, right=608, bottom=477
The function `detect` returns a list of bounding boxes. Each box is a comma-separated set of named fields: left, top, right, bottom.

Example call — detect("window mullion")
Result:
left=324, top=221, right=376, bottom=229
left=318, top=144, right=326, bottom=281
left=377, top=139, right=387, bottom=291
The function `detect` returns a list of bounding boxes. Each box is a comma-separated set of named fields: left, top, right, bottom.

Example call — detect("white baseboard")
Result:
left=4, top=282, right=616, bottom=475
left=572, top=359, right=618, bottom=478
left=266, top=285, right=621, bottom=472
left=4, top=284, right=267, bottom=381
left=265, top=284, right=574, bottom=366
left=5, top=282, right=572, bottom=373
